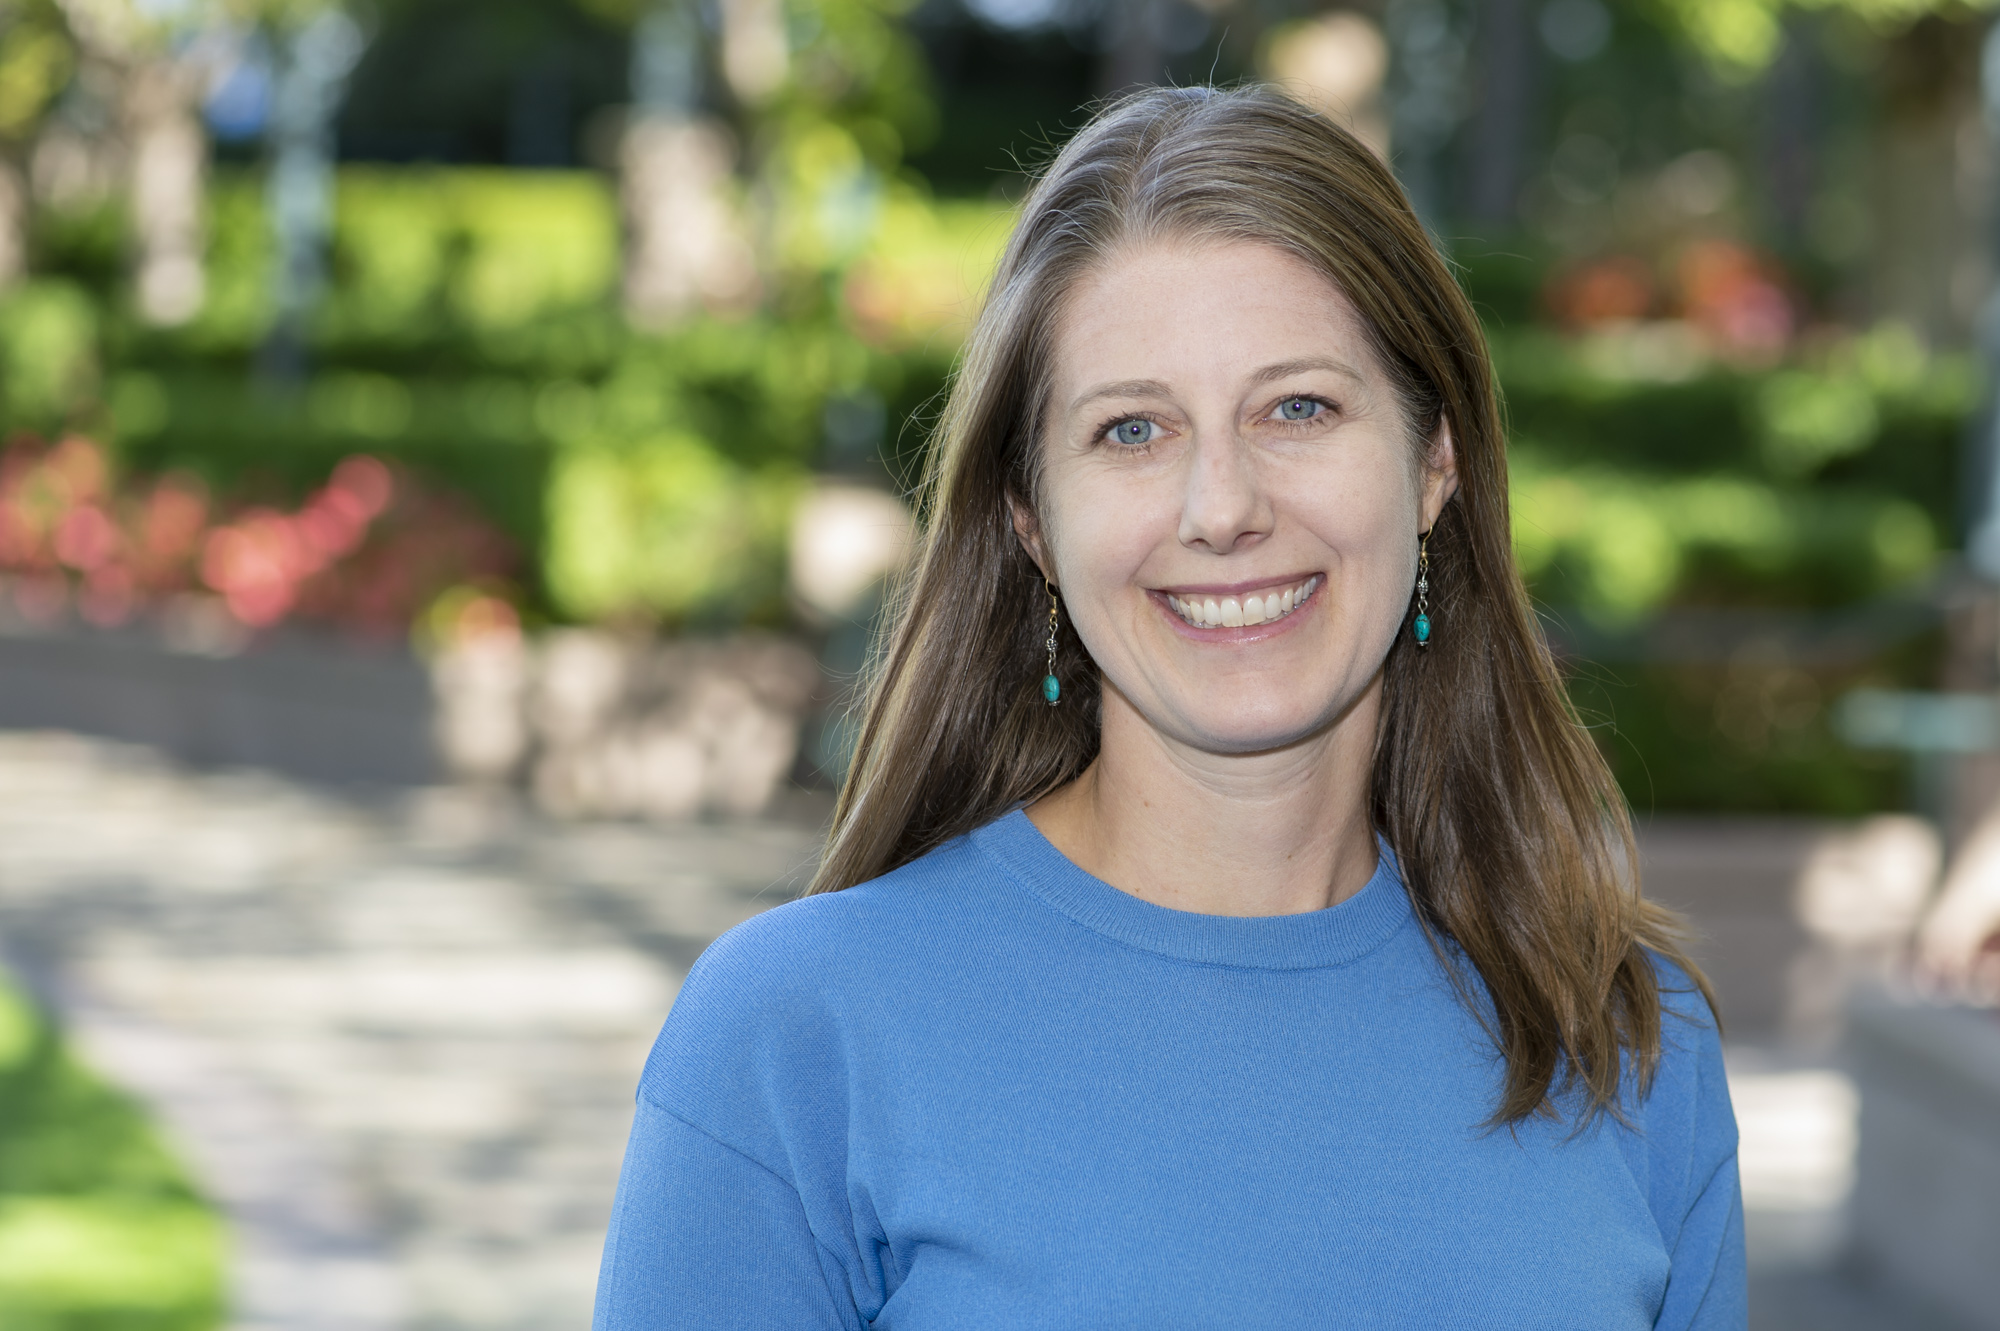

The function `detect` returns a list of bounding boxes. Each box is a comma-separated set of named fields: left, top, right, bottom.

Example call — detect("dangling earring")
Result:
left=1413, top=530, right=1433, bottom=648
left=1042, top=580, right=1062, bottom=705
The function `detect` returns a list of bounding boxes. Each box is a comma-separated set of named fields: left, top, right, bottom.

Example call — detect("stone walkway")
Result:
left=0, top=733, right=818, bottom=1331
left=0, top=732, right=1957, bottom=1330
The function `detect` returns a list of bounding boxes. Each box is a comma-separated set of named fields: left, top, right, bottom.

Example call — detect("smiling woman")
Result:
left=595, top=86, right=1743, bottom=1330
left=1009, top=240, right=1446, bottom=920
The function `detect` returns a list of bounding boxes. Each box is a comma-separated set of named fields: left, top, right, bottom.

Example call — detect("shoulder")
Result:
left=671, top=828, right=1001, bottom=1011
left=1616, top=950, right=1737, bottom=1223
left=1645, top=951, right=1729, bottom=1125
left=635, top=829, right=1013, bottom=1152
left=1635, top=948, right=1728, bottom=1110
left=1650, top=951, right=1721, bottom=1041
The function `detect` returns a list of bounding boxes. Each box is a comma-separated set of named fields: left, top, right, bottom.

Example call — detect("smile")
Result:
left=1164, top=575, right=1321, bottom=629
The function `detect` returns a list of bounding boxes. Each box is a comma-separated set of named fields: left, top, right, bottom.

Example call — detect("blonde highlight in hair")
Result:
left=811, top=85, right=1716, bottom=1126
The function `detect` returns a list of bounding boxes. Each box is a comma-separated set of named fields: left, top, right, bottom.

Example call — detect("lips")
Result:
left=1163, top=575, right=1321, bottom=629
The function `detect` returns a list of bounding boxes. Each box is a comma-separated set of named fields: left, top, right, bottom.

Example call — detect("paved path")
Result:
left=0, top=732, right=817, bottom=1331
left=0, top=732, right=1957, bottom=1330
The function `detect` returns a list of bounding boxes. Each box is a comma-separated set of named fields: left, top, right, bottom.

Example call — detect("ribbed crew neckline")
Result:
left=970, top=808, right=1413, bottom=971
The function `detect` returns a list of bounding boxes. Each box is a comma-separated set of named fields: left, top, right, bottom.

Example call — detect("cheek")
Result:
left=1042, top=472, right=1168, bottom=591
left=1329, top=496, right=1414, bottom=568
left=1297, top=453, right=1423, bottom=562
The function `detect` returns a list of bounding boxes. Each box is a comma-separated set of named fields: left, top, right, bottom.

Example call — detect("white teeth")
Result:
left=1168, top=577, right=1318, bottom=630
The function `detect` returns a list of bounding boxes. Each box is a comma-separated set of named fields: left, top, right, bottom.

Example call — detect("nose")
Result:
left=1177, top=427, right=1273, bottom=555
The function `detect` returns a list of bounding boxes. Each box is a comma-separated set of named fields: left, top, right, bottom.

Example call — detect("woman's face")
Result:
left=1018, top=238, right=1457, bottom=756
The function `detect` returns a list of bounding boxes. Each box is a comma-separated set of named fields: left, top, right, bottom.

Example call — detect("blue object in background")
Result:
left=204, top=36, right=275, bottom=142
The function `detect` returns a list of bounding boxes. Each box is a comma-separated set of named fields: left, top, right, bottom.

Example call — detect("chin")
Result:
left=1177, top=700, right=1337, bottom=756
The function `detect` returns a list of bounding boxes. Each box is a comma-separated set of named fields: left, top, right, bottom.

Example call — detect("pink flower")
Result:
left=202, top=510, right=315, bottom=626
left=142, top=479, right=209, bottom=564
left=54, top=505, right=120, bottom=571
left=298, top=490, right=368, bottom=559
left=330, top=455, right=393, bottom=518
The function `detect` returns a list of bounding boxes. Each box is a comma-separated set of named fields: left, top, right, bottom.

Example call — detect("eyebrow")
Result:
left=1065, top=358, right=1367, bottom=416
left=1066, top=379, right=1172, bottom=415
left=1249, top=356, right=1367, bottom=387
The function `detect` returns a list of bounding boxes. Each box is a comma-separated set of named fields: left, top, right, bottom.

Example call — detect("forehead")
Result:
left=1048, top=238, right=1376, bottom=393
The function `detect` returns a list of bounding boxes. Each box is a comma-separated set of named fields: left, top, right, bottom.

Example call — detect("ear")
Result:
left=1420, top=416, right=1460, bottom=532
left=1007, top=490, right=1052, bottom=580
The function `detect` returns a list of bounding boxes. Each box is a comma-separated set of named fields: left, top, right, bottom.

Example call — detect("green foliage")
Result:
left=1513, top=457, right=1937, bottom=618
left=33, top=200, right=129, bottom=298
left=1492, top=318, right=1969, bottom=813
left=322, top=170, right=621, bottom=347
left=763, top=0, right=940, bottom=162
left=2, top=134, right=1973, bottom=813
left=1496, top=323, right=1972, bottom=606
left=106, top=367, right=552, bottom=567
left=0, top=0, right=74, bottom=143
left=1569, top=660, right=1911, bottom=815
left=1651, top=0, right=1997, bottom=78
left=546, top=434, right=804, bottom=623
left=164, top=170, right=625, bottom=360
left=0, top=281, right=101, bottom=427
left=86, top=168, right=912, bottom=622
left=1495, top=324, right=1975, bottom=499
left=0, top=972, right=225, bottom=1331
left=841, top=185, right=1011, bottom=350
left=173, top=182, right=273, bottom=357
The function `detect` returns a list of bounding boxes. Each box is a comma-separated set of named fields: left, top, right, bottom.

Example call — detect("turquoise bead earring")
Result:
left=1413, top=529, right=1433, bottom=647
left=1042, top=580, right=1062, bottom=704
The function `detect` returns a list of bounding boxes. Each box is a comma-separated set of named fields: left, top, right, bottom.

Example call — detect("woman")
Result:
left=595, top=86, right=1743, bottom=1328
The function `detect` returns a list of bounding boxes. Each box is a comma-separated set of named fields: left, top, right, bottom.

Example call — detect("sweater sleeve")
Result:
left=592, top=1095, right=862, bottom=1331
left=1647, top=969, right=1748, bottom=1331
left=1659, top=1157, right=1746, bottom=1329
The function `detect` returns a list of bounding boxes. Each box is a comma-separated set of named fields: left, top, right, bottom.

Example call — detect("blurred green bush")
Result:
left=0, top=971, right=223, bottom=1331
left=1569, top=659, right=1914, bottom=818
left=25, top=169, right=934, bottom=627
left=0, top=167, right=1975, bottom=811
left=1496, top=321, right=1974, bottom=541
left=545, top=433, right=805, bottom=623
left=1514, top=458, right=1937, bottom=618
left=1486, top=318, right=1970, bottom=812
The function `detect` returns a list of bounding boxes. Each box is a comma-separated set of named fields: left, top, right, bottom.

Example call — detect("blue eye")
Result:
left=1277, top=397, right=1322, bottom=421
left=1108, top=418, right=1157, bottom=446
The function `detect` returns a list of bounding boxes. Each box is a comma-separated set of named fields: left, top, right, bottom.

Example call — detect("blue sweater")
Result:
left=595, top=809, right=1745, bottom=1329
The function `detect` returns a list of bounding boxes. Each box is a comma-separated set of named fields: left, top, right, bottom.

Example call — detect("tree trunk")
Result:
left=1099, top=0, right=1166, bottom=96
left=620, top=116, right=758, bottom=327
left=1762, top=18, right=1816, bottom=250
left=0, top=155, right=27, bottom=291
left=124, top=61, right=207, bottom=325
left=1868, top=15, right=1983, bottom=343
left=1467, top=0, right=1537, bottom=229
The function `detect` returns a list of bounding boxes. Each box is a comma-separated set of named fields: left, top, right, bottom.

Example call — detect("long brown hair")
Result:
left=809, top=85, right=1715, bottom=1125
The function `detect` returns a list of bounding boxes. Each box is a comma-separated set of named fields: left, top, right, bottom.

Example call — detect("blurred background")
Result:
left=0, top=0, right=1994, bottom=1326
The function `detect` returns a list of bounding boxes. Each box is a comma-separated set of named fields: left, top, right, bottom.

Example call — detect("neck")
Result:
left=1027, top=680, right=1382, bottom=917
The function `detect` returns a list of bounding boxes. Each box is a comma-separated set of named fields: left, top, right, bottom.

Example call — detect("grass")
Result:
left=0, top=972, right=225, bottom=1331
